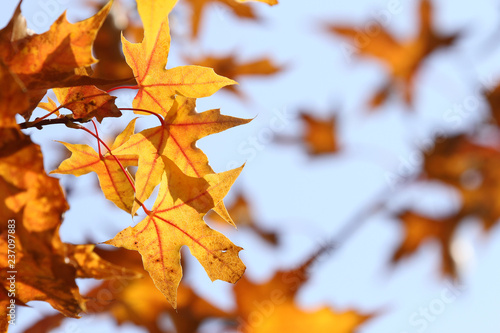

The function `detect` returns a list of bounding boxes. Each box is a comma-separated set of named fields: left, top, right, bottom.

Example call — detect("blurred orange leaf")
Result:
left=326, top=0, right=459, bottom=108
left=234, top=249, right=373, bottom=332
left=392, top=210, right=459, bottom=277
left=188, top=54, right=282, bottom=99
left=301, top=112, right=339, bottom=156
left=423, top=134, right=500, bottom=230
left=186, top=0, right=257, bottom=38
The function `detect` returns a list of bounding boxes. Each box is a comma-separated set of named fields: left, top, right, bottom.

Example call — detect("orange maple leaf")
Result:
left=186, top=0, right=256, bottom=38
left=0, top=1, right=114, bottom=121
left=326, top=0, right=459, bottom=108
left=301, top=112, right=339, bottom=156
left=0, top=128, right=135, bottom=320
left=188, top=53, right=282, bottom=100
left=0, top=61, right=28, bottom=128
left=1, top=1, right=112, bottom=81
left=91, top=3, right=136, bottom=82
left=186, top=0, right=277, bottom=38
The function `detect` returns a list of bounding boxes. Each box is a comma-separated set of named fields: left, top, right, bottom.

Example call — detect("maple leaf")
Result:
left=391, top=210, right=459, bottom=277
left=92, top=248, right=233, bottom=333
left=105, top=159, right=245, bottom=308
left=3, top=2, right=112, bottom=78
left=274, top=111, right=339, bottom=156
left=245, top=303, right=372, bottom=333
left=62, top=244, right=141, bottom=280
left=0, top=129, right=68, bottom=232
left=122, top=0, right=235, bottom=116
left=52, top=120, right=138, bottom=213
left=111, top=96, right=250, bottom=216
left=0, top=131, right=83, bottom=317
left=392, top=134, right=500, bottom=277
left=0, top=1, right=114, bottom=121
left=0, top=129, right=138, bottom=322
left=37, top=97, right=59, bottom=116
left=188, top=53, right=282, bottom=99
left=326, top=0, right=459, bottom=107
left=0, top=61, right=29, bottom=128
left=51, top=85, right=122, bottom=122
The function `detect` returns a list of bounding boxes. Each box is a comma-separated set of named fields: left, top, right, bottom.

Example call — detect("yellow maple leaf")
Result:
left=52, top=120, right=138, bottom=214
left=123, top=0, right=235, bottom=116
left=105, top=159, right=245, bottom=308
left=111, top=96, right=250, bottom=217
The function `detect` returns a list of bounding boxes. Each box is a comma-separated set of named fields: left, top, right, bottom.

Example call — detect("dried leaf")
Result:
left=53, top=85, right=122, bottom=122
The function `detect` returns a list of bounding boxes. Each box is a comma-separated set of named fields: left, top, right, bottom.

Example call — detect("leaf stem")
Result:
left=107, top=85, right=139, bottom=93
left=91, top=119, right=102, bottom=156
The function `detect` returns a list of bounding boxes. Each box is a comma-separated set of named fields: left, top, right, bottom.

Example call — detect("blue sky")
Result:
left=5, top=0, right=500, bottom=332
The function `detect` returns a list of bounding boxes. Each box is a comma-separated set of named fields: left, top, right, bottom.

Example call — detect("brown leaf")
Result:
left=423, top=134, right=500, bottom=230
left=52, top=85, right=122, bottom=122
left=392, top=210, right=459, bottom=277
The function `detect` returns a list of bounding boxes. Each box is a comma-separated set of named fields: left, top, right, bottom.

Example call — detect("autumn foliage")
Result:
left=1, top=0, right=500, bottom=332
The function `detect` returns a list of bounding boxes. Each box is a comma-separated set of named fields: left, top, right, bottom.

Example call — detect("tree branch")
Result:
left=18, top=117, right=88, bottom=130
